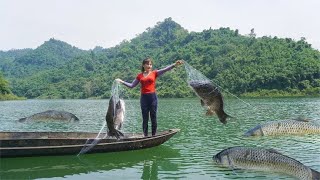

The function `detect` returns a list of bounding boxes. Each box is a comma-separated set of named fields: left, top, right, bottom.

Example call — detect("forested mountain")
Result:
left=0, top=18, right=319, bottom=99
left=0, top=73, right=22, bottom=100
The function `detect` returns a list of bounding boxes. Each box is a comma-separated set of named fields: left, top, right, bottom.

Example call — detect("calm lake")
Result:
left=0, top=97, right=319, bottom=179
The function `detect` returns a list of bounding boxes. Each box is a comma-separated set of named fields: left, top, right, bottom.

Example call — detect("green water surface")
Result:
left=0, top=97, right=319, bottom=179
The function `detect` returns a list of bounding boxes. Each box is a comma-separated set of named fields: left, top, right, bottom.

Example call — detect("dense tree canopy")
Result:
left=0, top=72, right=22, bottom=100
left=0, top=18, right=319, bottom=99
left=0, top=73, right=11, bottom=94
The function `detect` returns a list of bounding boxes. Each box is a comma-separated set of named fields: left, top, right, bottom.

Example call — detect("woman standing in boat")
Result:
left=116, top=57, right=183, bottom=137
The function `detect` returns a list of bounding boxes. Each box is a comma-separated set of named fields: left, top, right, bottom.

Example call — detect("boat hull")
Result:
left=0, top=129, right=179, bottom=157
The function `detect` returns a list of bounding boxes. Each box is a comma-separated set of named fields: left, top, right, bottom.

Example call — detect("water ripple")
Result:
left=0, top=97, right=319, bottom=179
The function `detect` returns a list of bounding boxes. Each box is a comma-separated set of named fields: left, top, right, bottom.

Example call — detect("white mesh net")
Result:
left=184, top=62, right=212, bottom=84
left=78, top=80, right=125, bottom=155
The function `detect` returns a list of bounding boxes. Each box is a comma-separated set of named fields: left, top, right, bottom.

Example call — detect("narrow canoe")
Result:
left=0, top=129, right=180, bottom=157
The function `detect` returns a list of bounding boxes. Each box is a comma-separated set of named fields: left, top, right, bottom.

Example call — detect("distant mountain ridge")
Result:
left=15, top=38, right=86, bottom=66
left=0, top=17, right=319, bottom=99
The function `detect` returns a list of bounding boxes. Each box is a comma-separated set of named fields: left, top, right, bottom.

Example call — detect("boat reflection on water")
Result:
left=0, top=145, right=180, bottom=179
left=142, top=160, right=159, bottom=180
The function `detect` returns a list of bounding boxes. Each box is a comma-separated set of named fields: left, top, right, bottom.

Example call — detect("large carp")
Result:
left=214, top=146, right=320, bottom=180
left=114, top=99, right=125, bottom=130
left=18, top=110, right=79, bottom=122
left=105, top=96, right=125, bottom=139
left=188, top=80, right=230, bottom=124
left=244, top=119, right=320, bottom=137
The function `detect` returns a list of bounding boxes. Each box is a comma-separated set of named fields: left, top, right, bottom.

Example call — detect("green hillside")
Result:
left=0, top=18, right=319, bottom=99
left=0, top=73, right=22, bottom=100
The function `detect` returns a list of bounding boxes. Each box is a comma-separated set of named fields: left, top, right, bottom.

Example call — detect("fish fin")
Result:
left=18, top=117, right=27, bottom=122
left=108, top=129, right=124, bottom=139
left=294, top=117, right=310, bottom=122
left=116, top=123, right=122, bottom=130
left=311, top=168, right=320, bottom=180
left=244, top=150, right=250, bottom=159
left=226, top=154, right=238, bottom=175
left=267, top=148, right=282, bottom=155
left=117, top=130, right=124, bottom=137
left=231, top=169, right=239, bottom=176
left=218, top=111, right=232, bottom=125
left=206, top=109, right=215, bottom=116
left=200, top=100, right=205, bottom=106
left=115, top=129, right=124, bottom=139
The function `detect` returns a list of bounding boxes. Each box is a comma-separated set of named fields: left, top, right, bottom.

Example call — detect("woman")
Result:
left=116, top=57, right=183, bottom=137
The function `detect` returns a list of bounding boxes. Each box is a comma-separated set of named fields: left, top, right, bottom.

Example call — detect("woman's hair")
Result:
left=141, top=57, right=153, bottom=72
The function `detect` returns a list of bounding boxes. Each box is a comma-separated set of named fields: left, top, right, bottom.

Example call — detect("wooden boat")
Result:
left=0, top=129, right=179, bottom=157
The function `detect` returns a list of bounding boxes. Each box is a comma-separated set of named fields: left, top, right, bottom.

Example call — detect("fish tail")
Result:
left=116, top=129, right=124, bottom=137
left=18, top=117, right=27, bottom=122
left=311, top=168, right=320, bottom=180
left=108, top=129, right=124, bottom=139
left=219, top=111, right=232, bottom=125
left=206, top=109, right=215, bottom=116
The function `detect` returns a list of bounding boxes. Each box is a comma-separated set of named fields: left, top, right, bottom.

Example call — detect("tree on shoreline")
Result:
left=0, top=73, right=22, bottom=100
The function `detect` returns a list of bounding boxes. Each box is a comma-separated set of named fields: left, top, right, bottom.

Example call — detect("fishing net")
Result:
left=184, top=61, right=212, bottom=84
left=184, top=61, right=255, bottom=123
left=184, top=61, right=222, bottom=97
left=110, top=80, right=125, bottom=115
left=78, top=80, right=126, bottom=155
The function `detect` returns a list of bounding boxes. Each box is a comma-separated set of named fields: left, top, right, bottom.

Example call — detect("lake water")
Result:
left=0, top=97, right=319, bottom=179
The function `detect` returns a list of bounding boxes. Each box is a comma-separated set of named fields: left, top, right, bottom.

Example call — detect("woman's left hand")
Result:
left=115, top=78, right=123, bottom=83
left=175, top=60, right=184, bottom=66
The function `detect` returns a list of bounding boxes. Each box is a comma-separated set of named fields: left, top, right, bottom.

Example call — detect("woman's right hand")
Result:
left=175, top=60, right=184, bottom=66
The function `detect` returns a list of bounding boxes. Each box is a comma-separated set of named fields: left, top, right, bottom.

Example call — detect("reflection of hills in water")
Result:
left=0, top=145, right=180, bottom=179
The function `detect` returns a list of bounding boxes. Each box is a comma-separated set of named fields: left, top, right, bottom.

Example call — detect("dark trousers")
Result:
left=140, top=93, right=158, bottom=136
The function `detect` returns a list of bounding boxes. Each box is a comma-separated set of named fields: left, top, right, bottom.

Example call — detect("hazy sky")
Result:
left=1, top=0, right=320, bottom=51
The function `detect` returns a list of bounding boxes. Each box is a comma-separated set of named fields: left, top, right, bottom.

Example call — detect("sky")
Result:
left=1, top=0, right=320, bottom=51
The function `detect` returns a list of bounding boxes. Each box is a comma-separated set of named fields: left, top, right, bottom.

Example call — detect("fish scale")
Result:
left=214, top=147, right=319, bottom=180
left=18, top=110, right=79, bottom=122
left=188, top=80, right=230, bottom=124
left=105, top=96, right=125, bottom=139
left=244, top=120, right=320, bottom=136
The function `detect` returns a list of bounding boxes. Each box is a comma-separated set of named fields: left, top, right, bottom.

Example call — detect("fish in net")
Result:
left=184, top=62, right=231, bottom=124
left=78, top=80, right=126, bottom=155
